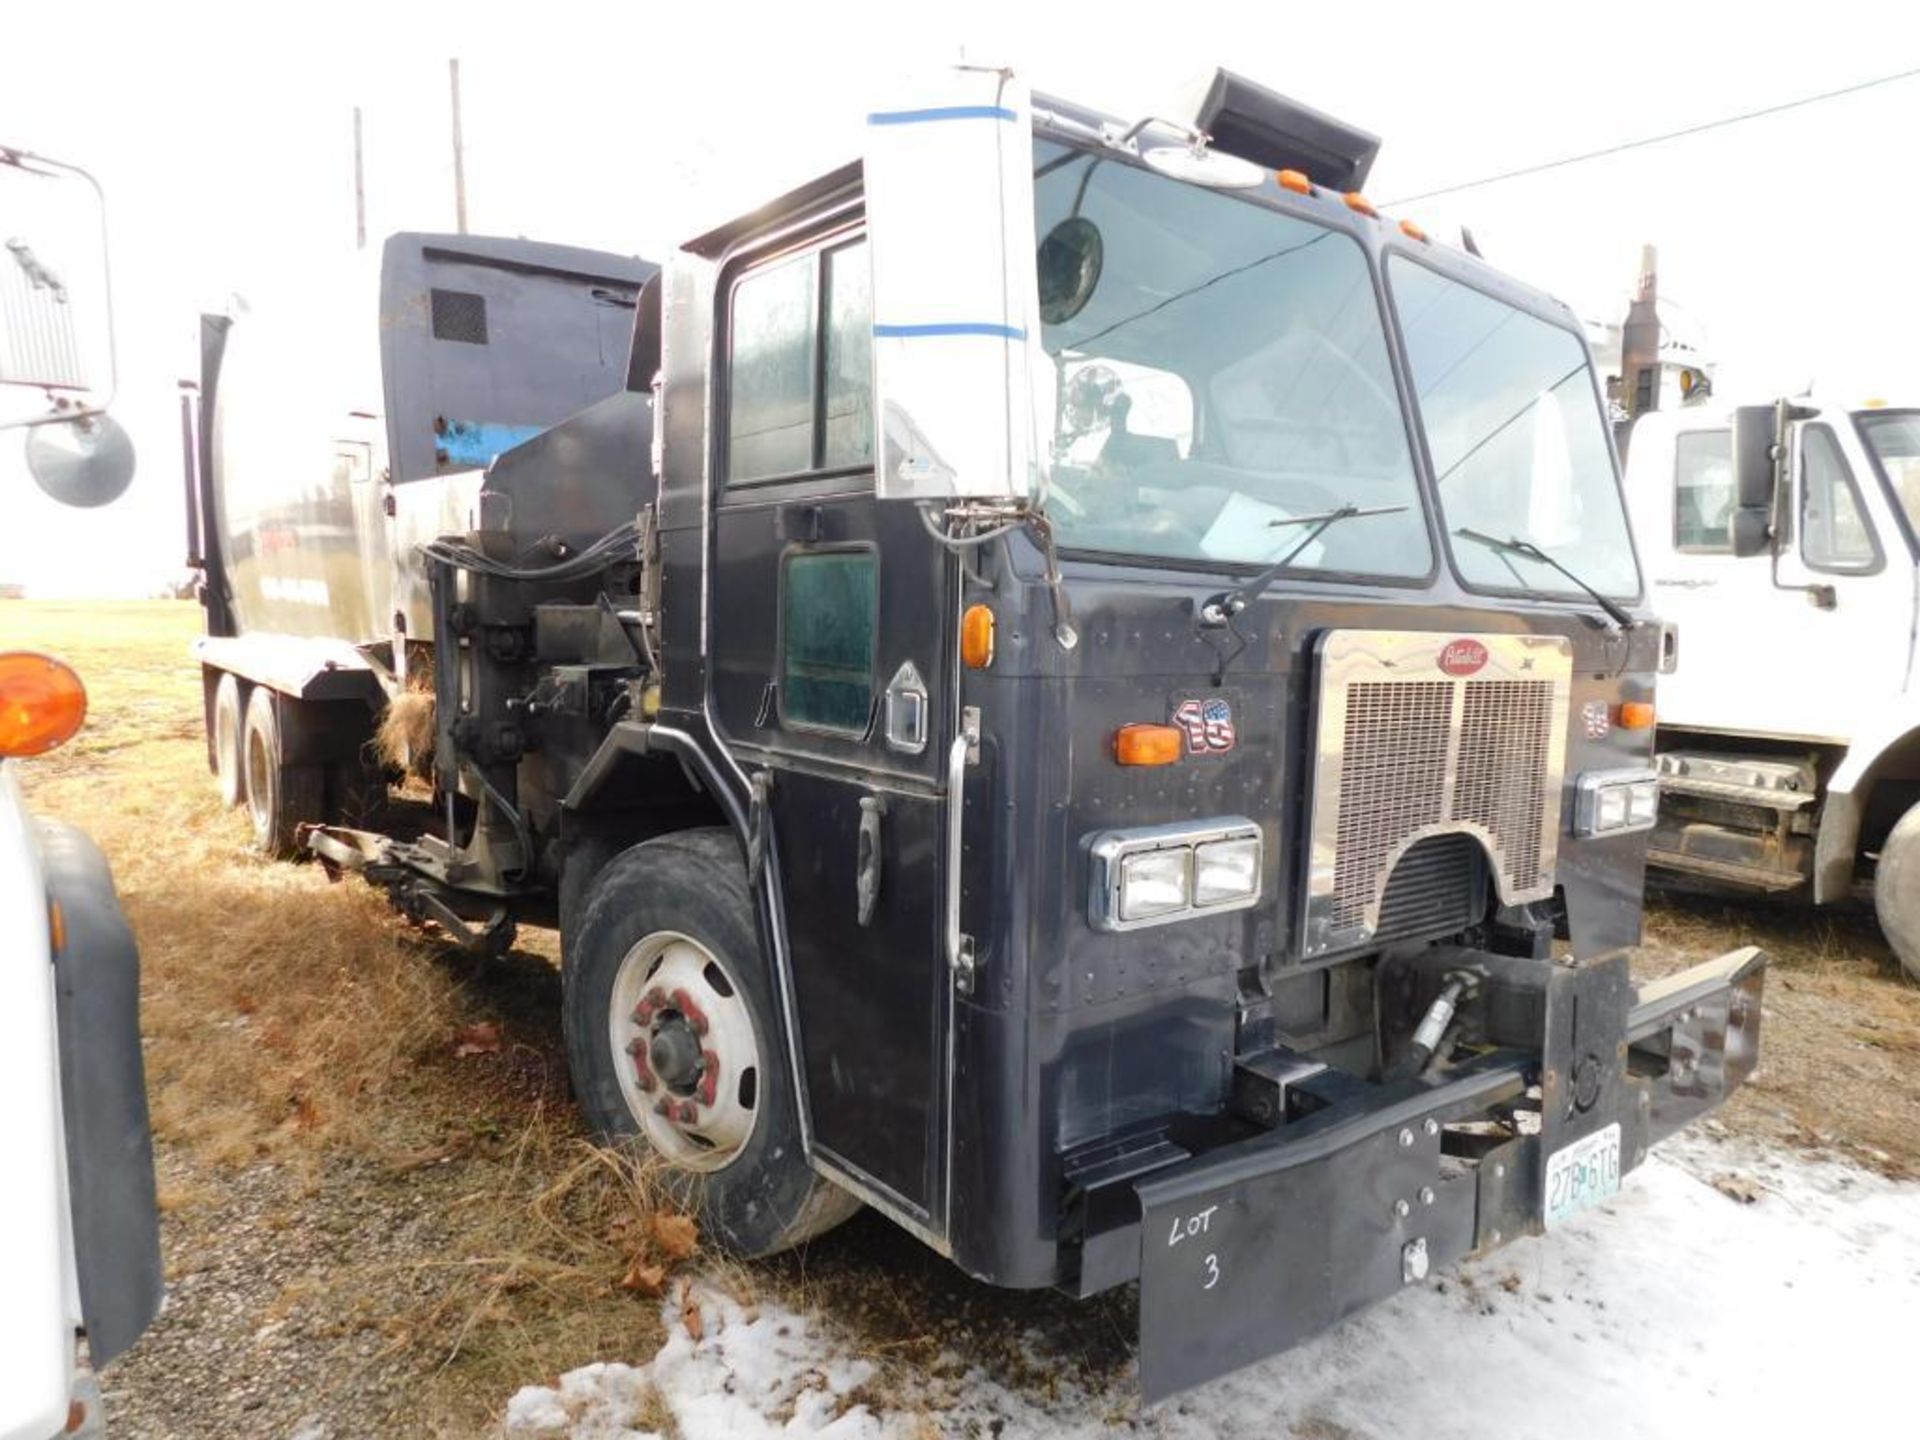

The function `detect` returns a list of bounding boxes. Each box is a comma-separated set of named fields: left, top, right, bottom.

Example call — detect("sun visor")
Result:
left=1177, top=70, right=1380, bottom=192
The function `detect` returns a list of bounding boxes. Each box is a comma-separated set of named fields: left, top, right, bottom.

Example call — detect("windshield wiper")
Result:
left=1454, top=528, right=1635, bottom=633
left=1199, top=504, right=1409, bottom=626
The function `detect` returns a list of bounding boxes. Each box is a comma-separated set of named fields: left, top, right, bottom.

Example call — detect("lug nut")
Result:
left=1394, top=1198, right=1411, bottom=1219
left=1398, top=1127, right=1415, bottom=1148
left=1423, top=1118, right=1440, bottom=1137
left=1419, top=1186, right=1435, bottom=1206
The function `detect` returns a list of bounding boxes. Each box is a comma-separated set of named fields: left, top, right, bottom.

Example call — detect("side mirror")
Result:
left=2, top=148, right=116, bottom=432
left=864, top=68, right=1041, bottom=502
left=1728, top=404, right=1778, bottom=557
left=25, top=409, right=135, bottom=507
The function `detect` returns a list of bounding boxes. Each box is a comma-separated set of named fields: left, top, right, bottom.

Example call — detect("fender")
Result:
left=1814, top=707, right=1920, bottom=902
left=37, top=820, right=163, bottom=1368
left=564, top=720, right=819, bottom=1161
left=195, top=631, right=387, bottom=705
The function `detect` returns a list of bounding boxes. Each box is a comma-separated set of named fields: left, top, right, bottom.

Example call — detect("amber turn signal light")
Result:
left=0, top=652, right=87, bottom=758
left=1114, top=723, right=1183, bottom=767
left=961, top=604, right=996, bottom=669
left=1617, top=701, right=1656, bottom=730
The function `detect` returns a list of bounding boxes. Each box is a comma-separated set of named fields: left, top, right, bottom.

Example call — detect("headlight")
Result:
left=1574, top=769, right=1661, bottom=837
left=1194, top=836, right=1261, bottom=907
left=1088, top=819, right=1263, bottom=931
left=1119, top=849, right=1190, bottom=921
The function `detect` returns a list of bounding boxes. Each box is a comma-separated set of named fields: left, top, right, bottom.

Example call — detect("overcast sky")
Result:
left=4, top=0, right=1918, bottom=595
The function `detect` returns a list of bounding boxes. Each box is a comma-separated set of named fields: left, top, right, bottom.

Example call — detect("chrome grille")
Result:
left=1303, top=631, right=1571, bottom=957
left=1334, top=682, right=1450, bottom=929
left=1456, top=681, right=1555, bottom=891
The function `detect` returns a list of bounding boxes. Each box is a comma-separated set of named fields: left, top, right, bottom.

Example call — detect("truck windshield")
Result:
left=1856, top=410, right=1920, bottom=539
left=1032, top=140, right=1431, bottom=578
left=1388, top=257, right=1640, bottom=599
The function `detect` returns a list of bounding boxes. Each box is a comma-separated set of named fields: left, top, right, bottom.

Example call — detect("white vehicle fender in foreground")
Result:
left=0, top=763, right=81, bottom=1440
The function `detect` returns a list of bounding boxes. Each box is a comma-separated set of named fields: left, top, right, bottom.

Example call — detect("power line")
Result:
left=1388, top=64, right=1920, bottom=206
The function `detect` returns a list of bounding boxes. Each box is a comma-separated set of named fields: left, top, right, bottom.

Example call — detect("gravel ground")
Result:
left=107, top=1144, right=460, bottom=1438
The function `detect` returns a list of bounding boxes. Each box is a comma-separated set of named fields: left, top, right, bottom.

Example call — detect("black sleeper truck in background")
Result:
left=184, top=68, right=1764, bottom=1399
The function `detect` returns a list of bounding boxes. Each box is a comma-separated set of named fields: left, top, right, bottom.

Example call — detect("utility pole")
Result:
left=352, top=105, right=367, bottom=250
left=449, top=58, right=469, bottom=235
left=1620, top=243, right=1660, bottom=420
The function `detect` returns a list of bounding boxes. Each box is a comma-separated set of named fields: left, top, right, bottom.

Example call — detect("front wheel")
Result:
left=1874, top=801, right=1920, bottom=982
left=562, top=828, right=859, bottom=1256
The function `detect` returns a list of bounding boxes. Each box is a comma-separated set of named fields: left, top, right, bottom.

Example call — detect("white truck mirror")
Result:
left=864, top=69, right=1041, bottom=502
left=1, top=148, right=116, bottom=434
left=1728, top=404, right=1778, bottom=557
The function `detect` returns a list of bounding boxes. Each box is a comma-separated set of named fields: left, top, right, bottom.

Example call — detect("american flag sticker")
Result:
left=1173, top=697, right=1237, bottom=754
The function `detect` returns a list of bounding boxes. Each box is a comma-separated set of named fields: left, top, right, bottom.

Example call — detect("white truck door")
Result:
left=1765, top=419, right=1912, bottom=736
left=1642, top=420, right=1787, bottom=734
left=1649, top=416, right=1908, bottom=743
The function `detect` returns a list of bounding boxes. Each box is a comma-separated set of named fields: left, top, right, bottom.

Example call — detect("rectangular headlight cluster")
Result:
left=1089, top=819, right=1263, bottom=932
left=1574, top=768, right=1660, bottom=837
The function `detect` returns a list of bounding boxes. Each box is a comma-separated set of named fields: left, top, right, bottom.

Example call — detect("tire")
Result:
left=1874, top=801, right=1920, bottom=982
left=212, top=672, right=245, bottom=808
left=563, top=828, right=859, bottom=1256
left=241, top=687, right=325, bottom=859
left=558, top=829, right=623, bottom=970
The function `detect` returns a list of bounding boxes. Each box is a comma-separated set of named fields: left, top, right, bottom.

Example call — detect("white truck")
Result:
left=1621, top=397, right=1920, bottom=977
left=2, top=145, right=160, bottom=1439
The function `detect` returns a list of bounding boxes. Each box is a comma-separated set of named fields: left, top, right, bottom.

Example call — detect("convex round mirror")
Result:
left=1037, top=217, right=1103, bottom=325
left=26, top=411, right=135, bottom=508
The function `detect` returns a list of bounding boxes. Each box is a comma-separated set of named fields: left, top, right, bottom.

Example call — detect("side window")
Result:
left=821, top=244, right=873, bottom=470
left=1801, top=425, right=1879, bottom=572
left=728, top=256, right=817, bottom=481
left=726, top=238, right=872, bottom=484
left=1673, top=428, right=1732, bottom=552
left=781, top=549, right=877, bottom=734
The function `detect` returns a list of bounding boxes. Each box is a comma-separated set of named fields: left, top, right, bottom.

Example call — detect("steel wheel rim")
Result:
left=215, top=694, right=238, bottom=780
left=608, top=929, right=761, bottom=1171
left=245, top=726, right=273, bottom=838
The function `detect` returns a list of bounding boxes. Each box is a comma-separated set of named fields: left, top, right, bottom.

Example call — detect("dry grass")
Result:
left=376, top=682, right=437, bottom=775
left=0, top=600, right=692, bottom=1431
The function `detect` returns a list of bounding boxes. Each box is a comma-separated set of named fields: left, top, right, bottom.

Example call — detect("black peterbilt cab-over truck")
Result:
left=185, top=69, right=1764, bottom=1398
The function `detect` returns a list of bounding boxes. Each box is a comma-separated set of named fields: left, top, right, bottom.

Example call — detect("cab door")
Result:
left=1765, top=419, right=1911, bottom=734
left=1651, top=417, right=1907, bottom=743
left=704, top=218, right=958, bottom=1224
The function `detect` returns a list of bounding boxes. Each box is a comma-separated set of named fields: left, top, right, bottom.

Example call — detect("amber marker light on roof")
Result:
left=0, top=652, right=88, bottom=758
left=961, top=604, right=996, bottom=669
left=1344, top=192, right=1377, bottom=217
left=1114, top=724, right=1183, bottom=767
left=1618, top=701, right=1656, bottom=730
left=1277, top=169, right=1314, bottom=195
left=1399, top=218, right=1429, bottom=242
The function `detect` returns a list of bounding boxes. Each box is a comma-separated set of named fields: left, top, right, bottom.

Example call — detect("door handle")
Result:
left=856, top=795, right=885, bottom=927
left=945, top=707, right=981, bottom=995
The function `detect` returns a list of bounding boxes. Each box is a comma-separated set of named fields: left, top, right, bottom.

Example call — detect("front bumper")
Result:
left=1132, top=946, right=1765, bottom=1400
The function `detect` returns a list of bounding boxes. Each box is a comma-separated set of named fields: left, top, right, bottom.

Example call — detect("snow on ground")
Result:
left=503, top=1135, right=1920, bottom=1439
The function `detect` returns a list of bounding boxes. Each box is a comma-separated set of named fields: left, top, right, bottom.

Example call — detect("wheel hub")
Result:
left=608, top=934, right=759, bottom=1172
left=647, top=1016, right=704, bottom=1091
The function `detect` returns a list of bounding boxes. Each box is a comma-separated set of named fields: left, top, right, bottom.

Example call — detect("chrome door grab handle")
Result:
left=945, top=731, right=977, bottom=994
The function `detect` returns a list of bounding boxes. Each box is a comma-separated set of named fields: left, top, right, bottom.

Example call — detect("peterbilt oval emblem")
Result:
left=1438, top=639, right=1489, bottom=677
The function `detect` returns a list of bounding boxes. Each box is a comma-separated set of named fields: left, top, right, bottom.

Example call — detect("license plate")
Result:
left=1544, top=1122, right=1622, bottom=1228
